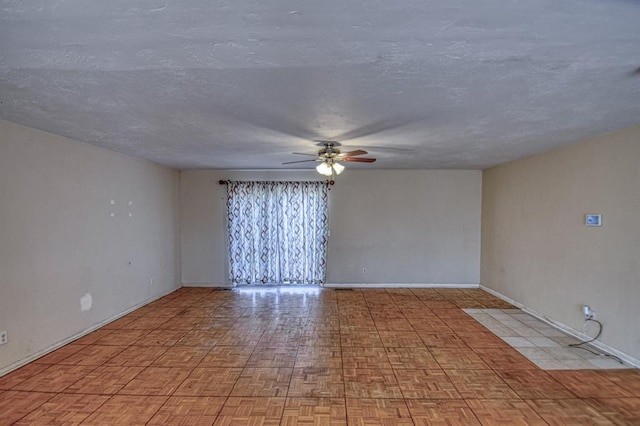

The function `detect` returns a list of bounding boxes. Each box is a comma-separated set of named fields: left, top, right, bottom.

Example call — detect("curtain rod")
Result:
left=219, top=179, right=334, bottom=185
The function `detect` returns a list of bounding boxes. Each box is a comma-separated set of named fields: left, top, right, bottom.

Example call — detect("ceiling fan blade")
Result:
left=343, top=157, right=376, bottom=163
left=292, top=152, right=319, bottom=156
left=282, top=159, right=318, bottom=165
left=343, top=149, right=368, bottom=156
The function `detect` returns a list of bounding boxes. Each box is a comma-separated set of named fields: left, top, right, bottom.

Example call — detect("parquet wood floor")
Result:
left=1, top=287, right=639, bottom=425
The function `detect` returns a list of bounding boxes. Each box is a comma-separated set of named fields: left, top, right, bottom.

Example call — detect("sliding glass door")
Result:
left=225, top=181, right=328, bottom=285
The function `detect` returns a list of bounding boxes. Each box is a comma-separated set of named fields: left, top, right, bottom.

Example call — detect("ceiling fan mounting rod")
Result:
left=321, top=142, right=339, bottom=156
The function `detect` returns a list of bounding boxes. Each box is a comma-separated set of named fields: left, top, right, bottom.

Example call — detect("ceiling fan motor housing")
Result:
left=320, top=143, right=339, bottom=158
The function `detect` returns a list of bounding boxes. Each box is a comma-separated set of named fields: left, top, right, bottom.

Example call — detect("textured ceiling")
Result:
left=1, top=0, right=639, bottom=170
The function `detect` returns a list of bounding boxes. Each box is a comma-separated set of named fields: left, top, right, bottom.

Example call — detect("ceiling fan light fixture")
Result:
left=316, top=161, right=333, bottom=176
left=333, top=162, right=345, bottom=175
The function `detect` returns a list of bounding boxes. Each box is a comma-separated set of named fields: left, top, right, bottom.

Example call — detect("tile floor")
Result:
left=0, top=287, right=638, bottom=425
left=464, top=308, right=631, bottom=370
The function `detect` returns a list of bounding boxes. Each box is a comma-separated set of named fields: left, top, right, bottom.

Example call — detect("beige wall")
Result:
left=481, top=126, right=640, bottom=361
left=0, top=120, right=180, bottom=373
left=180, top=169, right=482, bottom=285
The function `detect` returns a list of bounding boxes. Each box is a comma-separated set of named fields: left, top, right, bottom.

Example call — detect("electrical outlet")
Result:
left=582, top=305, right=595, bottom=319
left=0, top=331, right=7, bottom=345
left=362, top=267, right=367, bottom=274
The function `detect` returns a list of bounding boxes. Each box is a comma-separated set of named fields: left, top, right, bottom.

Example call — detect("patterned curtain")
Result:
left=225, top=181, right=329, bottom=285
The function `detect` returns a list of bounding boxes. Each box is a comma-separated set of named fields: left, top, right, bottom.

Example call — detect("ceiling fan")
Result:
left=283, top=141, right=376, bottom=177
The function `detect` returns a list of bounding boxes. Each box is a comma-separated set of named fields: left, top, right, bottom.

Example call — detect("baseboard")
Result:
left=182, top=283, right=481, bottom=289
left=0, top=286, right=179, bottom=378
left=323, top=283, right=480, bottom=289
left=182, top=283, right=234, bottom=288
left=480, top=285, right=640, bottom=368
